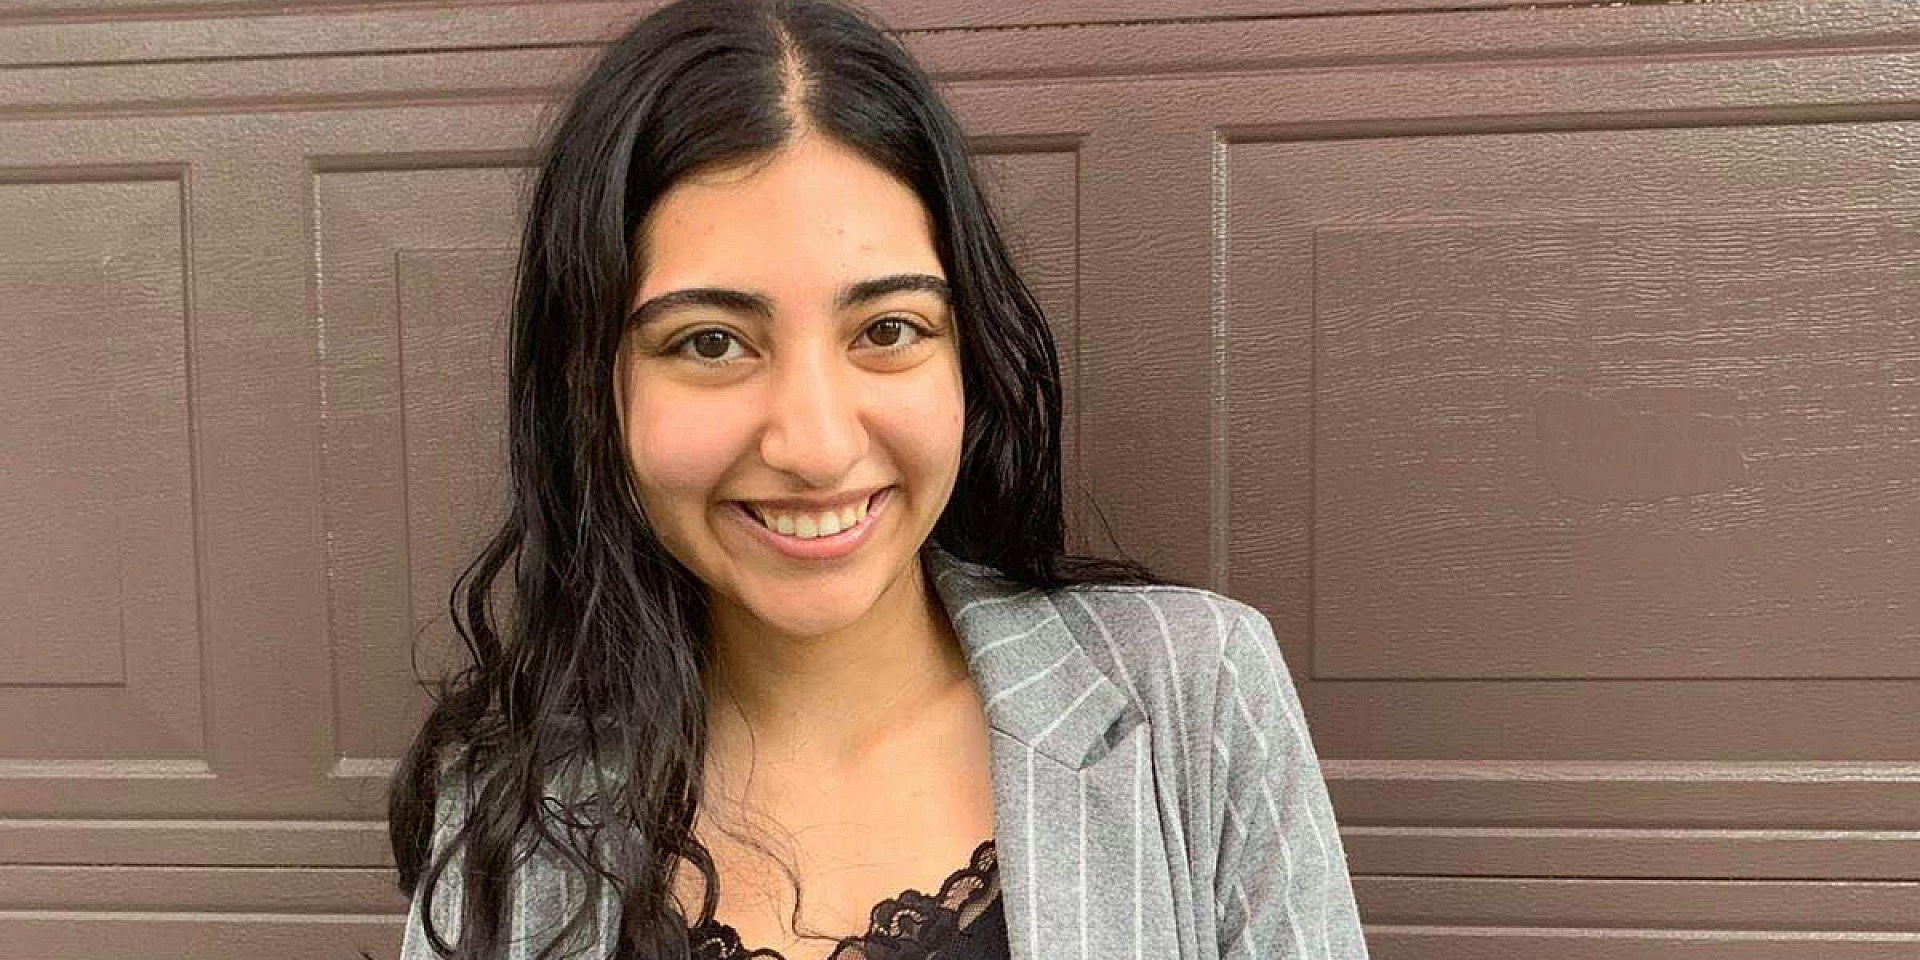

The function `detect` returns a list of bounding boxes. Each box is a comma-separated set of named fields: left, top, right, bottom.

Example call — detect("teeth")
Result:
left=751, top=494, right=873, bottom=540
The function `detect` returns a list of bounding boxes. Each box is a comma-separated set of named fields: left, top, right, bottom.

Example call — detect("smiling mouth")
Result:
left=735, top=487, right=889, bottom=540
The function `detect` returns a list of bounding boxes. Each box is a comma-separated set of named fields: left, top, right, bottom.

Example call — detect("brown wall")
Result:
left=3, top=0, right=1918, bottom=956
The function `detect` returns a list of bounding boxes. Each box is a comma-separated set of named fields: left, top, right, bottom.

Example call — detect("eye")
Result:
left=665, top=328, right=750, bottom=367
left=858, top=316, right=933, bottom=353
left=662, top=316, right=936, bottom=369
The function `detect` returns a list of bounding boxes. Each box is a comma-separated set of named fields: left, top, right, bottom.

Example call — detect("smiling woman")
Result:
left=385, top=1, right=1367, bottom=959
left=616, top=131, right=966, bottom=644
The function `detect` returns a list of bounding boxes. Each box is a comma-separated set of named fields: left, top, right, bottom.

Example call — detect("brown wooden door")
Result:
left=4, top=1, right=1917, bottom=957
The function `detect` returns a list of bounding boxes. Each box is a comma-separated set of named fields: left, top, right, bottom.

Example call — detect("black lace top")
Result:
left=687, top=838, right=1009, bottom=960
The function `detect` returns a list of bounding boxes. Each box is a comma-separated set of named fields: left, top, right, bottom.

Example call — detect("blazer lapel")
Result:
left=924, top=544, right=1180, bottom=960
left=925, top=543, right=1138, bottom=769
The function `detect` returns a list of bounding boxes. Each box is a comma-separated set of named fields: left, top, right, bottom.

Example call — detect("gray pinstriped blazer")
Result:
left=398, top=542, right=1370, bottom=960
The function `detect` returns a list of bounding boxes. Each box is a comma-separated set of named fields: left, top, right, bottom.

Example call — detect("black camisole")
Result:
left=687, top=838, right=1009, bottom=960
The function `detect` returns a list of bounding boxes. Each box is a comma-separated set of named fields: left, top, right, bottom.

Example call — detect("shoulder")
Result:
left=1046, top=581, right=1279, bottom=736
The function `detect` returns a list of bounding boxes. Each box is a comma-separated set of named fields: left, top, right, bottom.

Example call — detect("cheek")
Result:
left=875, top=361, right=966, bottom=470
left=623, top=386, right=746, bottom=504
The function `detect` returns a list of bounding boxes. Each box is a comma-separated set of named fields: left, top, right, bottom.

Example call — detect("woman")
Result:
left=389, top=0, right=1369, bottom=958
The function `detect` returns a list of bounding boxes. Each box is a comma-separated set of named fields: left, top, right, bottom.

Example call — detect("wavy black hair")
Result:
left=386, top=0, right=1189, bottom=956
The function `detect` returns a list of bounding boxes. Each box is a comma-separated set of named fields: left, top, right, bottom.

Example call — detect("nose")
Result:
left=758, top=337, right=868, bottom=487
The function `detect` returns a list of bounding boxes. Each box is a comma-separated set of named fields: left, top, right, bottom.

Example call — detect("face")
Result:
left=618, top=132, right=965, bottom=641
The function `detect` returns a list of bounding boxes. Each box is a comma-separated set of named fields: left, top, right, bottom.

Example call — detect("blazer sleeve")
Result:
left=1210, top=605, right=1370, bottom=959
left=397, top=763, right=619, bottom=960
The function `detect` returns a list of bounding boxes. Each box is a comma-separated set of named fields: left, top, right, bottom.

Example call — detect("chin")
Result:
left=743, top=581, right=878, bottom=639
left=759, top=537, right=926, bottom=636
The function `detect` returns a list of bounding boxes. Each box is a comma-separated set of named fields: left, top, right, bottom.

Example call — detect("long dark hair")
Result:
left=386, top=0, right=1187, bottom=956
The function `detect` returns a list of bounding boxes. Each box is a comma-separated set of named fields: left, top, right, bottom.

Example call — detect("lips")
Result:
left=740, top=484, right=887, bottom=515
left=737, top=487, right=887, bottom=533
left=729, top=486, right=892, bottom=561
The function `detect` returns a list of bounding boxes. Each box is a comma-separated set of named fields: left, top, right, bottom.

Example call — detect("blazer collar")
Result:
left=922, top=542, right=1141, bottom=770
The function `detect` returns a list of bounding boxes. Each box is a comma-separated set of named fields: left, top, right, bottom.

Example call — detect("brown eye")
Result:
left=665, top=328, right=748, bottom=367
left=691, top=330, right=732, bottom=359
left=861, top=317, right=931, bottom=353
left=868, top=318, right=906, bottom=347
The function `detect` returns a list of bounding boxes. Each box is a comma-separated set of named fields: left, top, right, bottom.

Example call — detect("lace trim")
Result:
left=688, top=838, right=1000, bottom=960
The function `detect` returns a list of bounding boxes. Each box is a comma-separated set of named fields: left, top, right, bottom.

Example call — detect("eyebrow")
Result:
left=625, top=273, right=952, bottom=330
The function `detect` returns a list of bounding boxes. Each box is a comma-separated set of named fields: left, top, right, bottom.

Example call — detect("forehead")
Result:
left=632, top=134, right=942, bottom=303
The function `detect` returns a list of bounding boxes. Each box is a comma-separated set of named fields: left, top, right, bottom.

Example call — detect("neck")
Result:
left=699, top=552, right=970, bottom=772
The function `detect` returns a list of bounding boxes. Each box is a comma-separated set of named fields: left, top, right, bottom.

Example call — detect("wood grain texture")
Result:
left=1355, top=875, right=1920, bottom=929
left=0, top=864, right=402, bottom=911
left=2, top=1, right=1917, bottom=957
left=0, top=0, right=1798, bottom=38
left=0, top=819, right=392, bottom=866
left=5, top=1, right=1918, bottom=115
